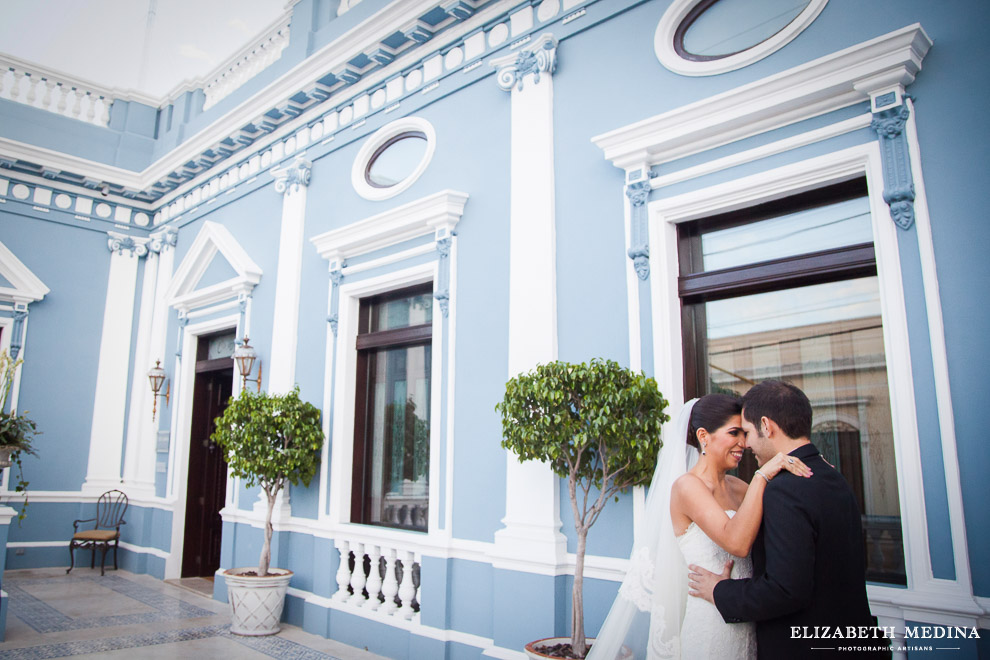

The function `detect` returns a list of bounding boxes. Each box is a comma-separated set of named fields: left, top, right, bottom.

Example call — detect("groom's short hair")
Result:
left=741, top=380, right=812, bottom=440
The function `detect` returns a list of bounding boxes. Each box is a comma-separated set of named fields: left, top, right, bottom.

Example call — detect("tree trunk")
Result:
left=572, top=526, right=587, bottom=657
left=259, top=486, right=277, bottom=576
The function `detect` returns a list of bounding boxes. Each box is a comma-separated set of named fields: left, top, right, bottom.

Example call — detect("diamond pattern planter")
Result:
left=224, top=568, right=293, bottom=636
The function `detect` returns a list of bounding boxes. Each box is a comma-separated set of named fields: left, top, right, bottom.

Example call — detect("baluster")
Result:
left=363, top=545, right=383, bottom=610
left=381, top=547, right=399, bottom=615
left=347, top=542, right=367, bottom=605
left=333, top=540, right=351, bottom=601
left=71, top=89, right=83, bottom=118
left=0, top=69, right=6, bottom=98
left=11, top=71, right=25, bottom=102
left=398, top=550, right=417, bottom=620
left=85, top=92, right=96, bottom=122
left=25, top=74, right=39, bottom=105
left=42, top=79, right=55, bottom=110
left=99, top=98, right=111, bottom=126
left=56, top=84, right=68, bottom=113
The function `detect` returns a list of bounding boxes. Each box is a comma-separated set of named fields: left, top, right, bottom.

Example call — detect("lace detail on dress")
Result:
left=676, top=511, right=757, bottom=659
left=618, top=545, right=655, bottom=612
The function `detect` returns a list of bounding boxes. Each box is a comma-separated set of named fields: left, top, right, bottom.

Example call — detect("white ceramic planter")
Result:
left=224, top=567, right=293, bottom=636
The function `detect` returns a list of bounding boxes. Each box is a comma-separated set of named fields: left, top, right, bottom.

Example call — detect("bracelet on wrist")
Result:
left=755, top=469, right=770, bottom=483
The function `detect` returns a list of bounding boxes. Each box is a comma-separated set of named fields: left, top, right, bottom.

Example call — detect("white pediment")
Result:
left=0, top=240, right=49, bottom=305
left=166, top=221, right=262, bottom=312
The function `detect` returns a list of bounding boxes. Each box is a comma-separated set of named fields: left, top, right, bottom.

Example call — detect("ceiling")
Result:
left=0, top=0, right=290, bottom=101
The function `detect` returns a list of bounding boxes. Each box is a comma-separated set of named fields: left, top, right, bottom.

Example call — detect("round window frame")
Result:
left=654, top=0, right=828, bottom=77
left=352, top=117, right=436, bottom=201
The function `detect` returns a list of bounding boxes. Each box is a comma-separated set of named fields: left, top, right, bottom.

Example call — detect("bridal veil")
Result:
left=587, top=399, right=699, bottom=660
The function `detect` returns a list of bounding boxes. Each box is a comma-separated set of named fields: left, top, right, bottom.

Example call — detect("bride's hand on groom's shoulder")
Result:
left=759, top=452, right=813, bottom=482
left=688, top=559, right=734, bottom=603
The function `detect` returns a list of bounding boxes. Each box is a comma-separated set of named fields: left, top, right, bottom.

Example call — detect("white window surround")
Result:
left=351, top=117, right=437, bottom=202
left=654, top=0, right=828, bottom=76
left=595, top=23, right=933, bottom=171
left=166, top=313, right=240, bottom=579
left=311, top=190, right=467, bottom=545
left=646, top=143, right=981, bottom=625
left=0, top=240, right=50, bottom=307
left=165, top=220, right=263, bottom=314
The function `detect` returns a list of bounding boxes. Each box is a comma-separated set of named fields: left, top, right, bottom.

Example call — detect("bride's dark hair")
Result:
left=687, top=394, right=742, bottom=449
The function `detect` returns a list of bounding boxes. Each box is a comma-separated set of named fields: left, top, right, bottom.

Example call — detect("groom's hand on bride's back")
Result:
left=688, top=559, right=734, bottom=604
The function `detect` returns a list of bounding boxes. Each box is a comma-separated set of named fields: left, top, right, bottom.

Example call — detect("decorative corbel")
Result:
left=625, top=169, right=653, bottom=280
left=434, top=234, right=453, bottom=318
left=870, top=90, right=916, bottom=230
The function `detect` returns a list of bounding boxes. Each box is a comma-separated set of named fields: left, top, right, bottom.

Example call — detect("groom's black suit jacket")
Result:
left=713, top=443, right=883, bottom=658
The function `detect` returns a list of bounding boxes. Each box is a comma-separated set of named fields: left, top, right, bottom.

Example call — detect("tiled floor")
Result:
left=0, top=568, right=391, bottom=659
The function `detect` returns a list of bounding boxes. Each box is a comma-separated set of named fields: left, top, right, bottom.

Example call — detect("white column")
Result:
left=490, top=34, right=566, bottom=566
left=268, top=156, right=312, bottom=395
left=83, top=234, right=148, bottom=494
left=123, top=229, right=178, bottom=496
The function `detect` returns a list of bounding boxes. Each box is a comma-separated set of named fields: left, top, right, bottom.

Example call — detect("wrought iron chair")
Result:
left=67, top=489, right=128, bottom=576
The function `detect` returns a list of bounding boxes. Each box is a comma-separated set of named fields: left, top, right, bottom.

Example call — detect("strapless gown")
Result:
left=675, top=511, right=757, bottom=659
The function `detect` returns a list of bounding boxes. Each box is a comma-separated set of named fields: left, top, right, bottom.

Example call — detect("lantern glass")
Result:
left=147, top=361, right=166, bottom=395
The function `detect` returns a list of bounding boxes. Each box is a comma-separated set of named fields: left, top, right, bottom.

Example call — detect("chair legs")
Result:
left=65, top=538, right=119, bottom=576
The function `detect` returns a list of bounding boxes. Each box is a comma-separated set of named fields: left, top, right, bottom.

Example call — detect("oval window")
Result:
left=655, top=0, right=827, bottom=76
left=352, top=117, right=436, bottom=201
left=366, top=132, right=428, bottom=188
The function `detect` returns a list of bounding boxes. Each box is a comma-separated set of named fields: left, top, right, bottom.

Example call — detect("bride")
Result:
left=588, top=395, right=811, bottom=659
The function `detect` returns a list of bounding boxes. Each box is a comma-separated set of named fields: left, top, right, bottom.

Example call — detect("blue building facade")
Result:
left=0, top=0, right=987, bottom=657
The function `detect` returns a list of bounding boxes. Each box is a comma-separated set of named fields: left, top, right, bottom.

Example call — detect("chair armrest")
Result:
left=114, top=520, right=127, bottom=532
left=72, top=517, right=96, bottom=532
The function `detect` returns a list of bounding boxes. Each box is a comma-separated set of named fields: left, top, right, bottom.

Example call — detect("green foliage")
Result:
left=0, top=350, right=39, bottom=522
left=496, top=358, right=670, bottom=656
left=211, top=386, right=323, bottom=494
left=496, top=359, right=669, bottom=509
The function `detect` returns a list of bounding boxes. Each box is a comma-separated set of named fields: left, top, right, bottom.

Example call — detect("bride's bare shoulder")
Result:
left=671, top=472, right=707, bottom=497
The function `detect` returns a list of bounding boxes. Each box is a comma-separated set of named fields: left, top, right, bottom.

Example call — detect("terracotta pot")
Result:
left=524, top=637, right=632, bottom=660
left=223, top=567, right=293, bottom=636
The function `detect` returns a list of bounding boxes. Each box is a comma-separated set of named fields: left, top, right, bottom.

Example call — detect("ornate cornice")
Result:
left=493, top=33, right=558, bottom=92
left=272, top=156, right=312, bottom=194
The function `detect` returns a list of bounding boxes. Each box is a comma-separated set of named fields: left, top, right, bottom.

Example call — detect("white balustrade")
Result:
left=333, top=536, right=420, bottom=620
left=201, top=17, right=290, bottom=111
left=0, top=55, right=113, bottom=126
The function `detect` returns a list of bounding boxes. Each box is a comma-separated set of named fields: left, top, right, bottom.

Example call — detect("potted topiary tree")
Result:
left=496, top=359, right=669, bottom=659
left=0, top=350, right=38, bottom=522
left=211, top=385, right=323, bottom=635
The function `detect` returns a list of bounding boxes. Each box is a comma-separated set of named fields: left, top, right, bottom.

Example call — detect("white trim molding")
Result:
left=593, top=23, right=932, bottom=170
left=0, top=241, right=50, bottom=305
left=311, top=189, right=468, bottom=261
left=644, top=143, right=979, bottom=626
left=654, top=0, right=828, bottom=77
left=165, top=221, right=263, bottom=313
left=351, top=117, right=437, bottom=201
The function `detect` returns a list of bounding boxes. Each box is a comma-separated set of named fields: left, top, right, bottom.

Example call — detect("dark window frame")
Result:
left=673, top=0, right=810, bottom=62
left=351, top=283, right=433, bottom=532
left=678, top=178, right=873, bottom=397
left=364, top=131, right=428, bottom=189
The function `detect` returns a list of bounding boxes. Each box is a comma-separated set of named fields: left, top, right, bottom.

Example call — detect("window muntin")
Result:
left=677, top=0, right=812, bottom=60
left=679, top=180, right=906, bottom=585
left=365, top=132, right=428, bottom=189
left=352, top=285, right=432, bottom=532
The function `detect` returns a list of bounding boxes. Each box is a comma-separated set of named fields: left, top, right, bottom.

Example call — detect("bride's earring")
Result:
left=701, top=443, right=707, bottom=456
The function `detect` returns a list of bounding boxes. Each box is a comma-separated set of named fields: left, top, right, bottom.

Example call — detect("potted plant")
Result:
left=496, top=359, right=669, bottom=659
left=0, top=350, right=38, bottom=522
left=211, top=385, right=323, bottom=635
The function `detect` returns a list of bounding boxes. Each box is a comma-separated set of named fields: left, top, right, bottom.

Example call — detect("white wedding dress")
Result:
left=675, top=511, right=756, bottom=659
left=588, top=400, right=758, bottom=660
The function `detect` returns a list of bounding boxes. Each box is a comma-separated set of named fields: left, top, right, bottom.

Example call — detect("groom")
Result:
left=687, top=380, right=883, bottom=658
